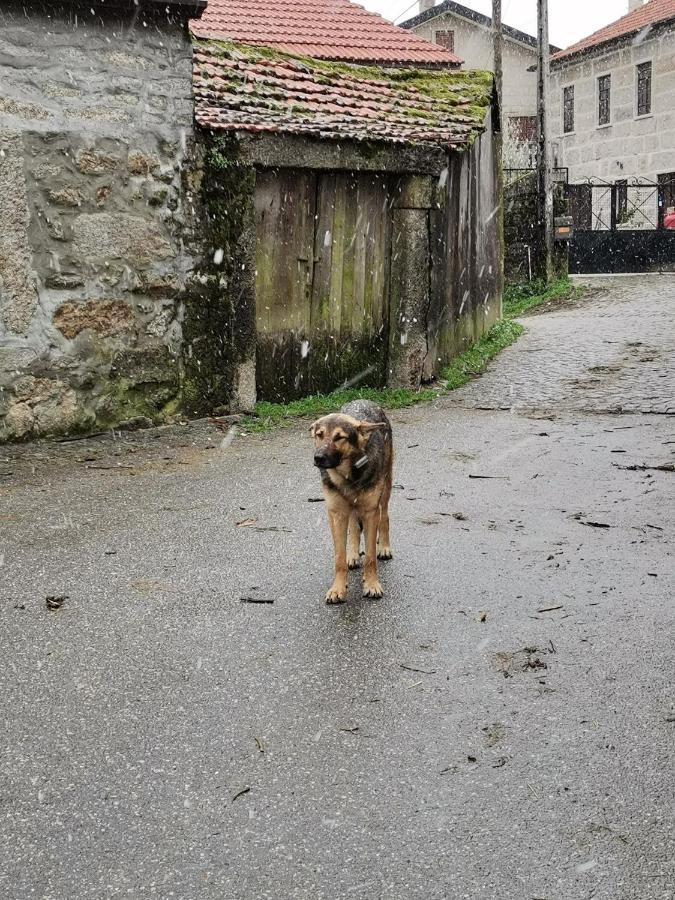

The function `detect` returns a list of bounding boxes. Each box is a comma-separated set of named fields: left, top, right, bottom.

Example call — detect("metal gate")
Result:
left=568, top=179, right=675, bottom=274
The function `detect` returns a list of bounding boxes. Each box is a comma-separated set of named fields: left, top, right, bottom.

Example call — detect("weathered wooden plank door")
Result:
left=309, top=172, right=392, bottom=394
left=254, top=169, right=316, bottom=399
left=255, top=169, right=393, bottom=402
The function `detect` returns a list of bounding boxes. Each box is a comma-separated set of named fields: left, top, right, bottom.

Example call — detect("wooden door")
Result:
left=254, top=169, right=316, bottom=399
left=254, top=169, right=393, bottom=402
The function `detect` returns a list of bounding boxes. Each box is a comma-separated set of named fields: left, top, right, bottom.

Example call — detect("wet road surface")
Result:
left=1, top=276, right=673, bottom=899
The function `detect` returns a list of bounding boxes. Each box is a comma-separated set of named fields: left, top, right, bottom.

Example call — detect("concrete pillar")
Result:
left=388, top=176, right=435, bottom=390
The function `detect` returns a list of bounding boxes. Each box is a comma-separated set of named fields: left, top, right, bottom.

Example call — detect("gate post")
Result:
left=388, top=176, right=434, bottom=390
left=610, top=184, right=618, bottom=231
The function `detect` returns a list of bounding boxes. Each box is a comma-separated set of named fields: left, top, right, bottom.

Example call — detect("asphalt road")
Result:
left=1, top=276, right=674, bottom=899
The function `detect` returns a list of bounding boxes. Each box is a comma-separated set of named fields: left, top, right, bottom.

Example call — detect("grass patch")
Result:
left=440, top=319, right=525, bottom=390
left=240, top=277, right=580, bottom=432
left=241, top=386, right=437, bottom=432
left=504, top=277, right=582, bottom=318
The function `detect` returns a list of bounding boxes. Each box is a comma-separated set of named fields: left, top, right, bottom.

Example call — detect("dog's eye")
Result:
left=334, top=433, right=346, bottom=441
left=316, top=430, right=324, bottom=439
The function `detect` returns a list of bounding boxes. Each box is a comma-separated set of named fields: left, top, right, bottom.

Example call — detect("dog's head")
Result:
left=309, top=414, right=384, bottom=470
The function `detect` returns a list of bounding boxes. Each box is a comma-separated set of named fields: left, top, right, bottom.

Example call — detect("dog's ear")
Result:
left=309, top=421, right=319, bottom=438
left=357, top=421, right=386, bottom=437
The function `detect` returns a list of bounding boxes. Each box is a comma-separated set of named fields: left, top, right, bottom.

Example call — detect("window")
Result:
left=598, top=74, right=611, bottom=125
left=434, top=29, right=455, bottom=52
left=637, top=61, right=652, bottom=116
left=563, top=85, right=575, bottom=133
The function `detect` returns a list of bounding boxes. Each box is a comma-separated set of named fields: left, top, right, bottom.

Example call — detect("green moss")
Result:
left=180, top=133, right=256, bottom=415
left=98, top=376, right=177, bottom=427
left=194, top=39, right=493, bottom=143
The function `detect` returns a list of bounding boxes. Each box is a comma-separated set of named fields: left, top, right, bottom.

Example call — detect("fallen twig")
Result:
left=614, top=462, right=674, bottom=473
left=468, top=474, right=508, bottom=480
left=400, top=664, right=437, bottom=675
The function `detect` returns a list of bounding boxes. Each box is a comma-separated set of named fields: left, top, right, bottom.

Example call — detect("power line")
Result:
left=393, top=0, right=423, bottom=24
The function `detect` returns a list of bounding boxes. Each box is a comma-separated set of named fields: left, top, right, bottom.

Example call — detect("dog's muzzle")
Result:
left=314, top=451, right=341, bottom=469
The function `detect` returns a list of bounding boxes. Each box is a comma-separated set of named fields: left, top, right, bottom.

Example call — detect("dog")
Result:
left=310, top=399, right=393, bottom=604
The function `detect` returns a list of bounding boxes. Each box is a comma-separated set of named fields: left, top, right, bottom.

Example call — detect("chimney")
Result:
left=419, top=0, right=435, bottom=12
left=628, top=0, right=645, bottom=10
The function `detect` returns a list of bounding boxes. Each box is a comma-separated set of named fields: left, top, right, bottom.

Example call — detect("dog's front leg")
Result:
left=361, top=508, right=383, bottom=599
left=326, top=506, right=350, bottom=604
left=347, top=511, right=362, bottom=569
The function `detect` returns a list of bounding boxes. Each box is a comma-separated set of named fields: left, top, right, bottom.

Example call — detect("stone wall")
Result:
left=0, top=1, right=198, bottom=440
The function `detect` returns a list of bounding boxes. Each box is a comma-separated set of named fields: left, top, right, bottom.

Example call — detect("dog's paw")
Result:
left=347, top=554, right=361, bottom=570
left=325, top=585, right=347, bottom=604
left=377, top=546, right=393, bottom=561
left=362, top=580, right=383, bottom=599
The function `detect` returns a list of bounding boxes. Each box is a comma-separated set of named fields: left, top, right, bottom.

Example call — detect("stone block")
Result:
left=110, top=345, right=175, bottom=384
left=76, top=148, right=119, bottom=176
left=33, top=163, right=62, bottom=180
left=132, top=272, right=181, bottom=297
left=0, top=97, right=50, bottom=120
left=53, top=299, right=135, bottom=340
left=44, top=273, right=84, bottom=290
left=388, top=207, right=430, bottom=390
left=96, top=186, right=112, bottom=206
left=73, top=213, right=174, bottom=266
left=4, top=401, right=35, bottom=438
left=128, top=150, right=161, bottom=176
left=0, top=132, right=39, bottom=334
left=48, top=187, right=83, bottom=207
left=394, top=175, right=436, bottom=210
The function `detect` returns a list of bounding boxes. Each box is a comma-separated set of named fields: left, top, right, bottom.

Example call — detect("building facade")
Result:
left=0, top=0, right=498, bottom=441
left=550, top=0, right=675, bottom=228
left=402, top=1, right=559, bottom=166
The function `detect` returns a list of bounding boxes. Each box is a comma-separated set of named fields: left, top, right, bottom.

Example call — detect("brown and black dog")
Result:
left=310, top=399, right=393, bottom=603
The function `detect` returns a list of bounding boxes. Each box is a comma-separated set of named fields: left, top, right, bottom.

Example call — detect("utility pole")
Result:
left=537, top=0, right=554, bottom=280
left=492, top=0, right=502, bottom=118
left=492, top=0, right=504, bottom=305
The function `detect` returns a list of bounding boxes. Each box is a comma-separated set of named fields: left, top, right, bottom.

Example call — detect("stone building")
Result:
left=0, top=0, right=206, bottom=441
left=549, top=0, right=675, bottom=226
left=0, top=0, right=500, bottom=440
left=401, top=0, right=559, bottom=166
left=193, top=40, right=500, bottom=401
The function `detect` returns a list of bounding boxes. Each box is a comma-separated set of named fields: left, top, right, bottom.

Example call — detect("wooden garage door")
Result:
left=255, top=169, right=393, bottom=402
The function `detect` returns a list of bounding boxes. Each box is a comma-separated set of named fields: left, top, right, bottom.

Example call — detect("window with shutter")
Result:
left=563, top=85, right=575, bottom=133
left=434, top=30, right=455, bottom=53
left=637, top=62, right=652, bottom=116
left=598, top=74, right=611, bottom=126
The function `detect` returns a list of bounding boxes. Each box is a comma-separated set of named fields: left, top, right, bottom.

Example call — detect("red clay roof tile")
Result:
left=190, top=0, right=462, bottom=66
left=553, top=0, right=675, bottom=61
left=193, top=42, right=492, bottom=148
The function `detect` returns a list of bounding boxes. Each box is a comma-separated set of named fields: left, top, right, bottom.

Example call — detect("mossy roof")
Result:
left=193, top=41, right=494, bottom=151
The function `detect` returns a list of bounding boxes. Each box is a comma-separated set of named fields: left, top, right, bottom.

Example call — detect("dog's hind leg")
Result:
left=362, top=508, right=383, bottom=599
left=377, top=473, right=393, bottom=561
left=347, top=512, right=362, bottom=569
left=325, top=506, right=350, bottom=604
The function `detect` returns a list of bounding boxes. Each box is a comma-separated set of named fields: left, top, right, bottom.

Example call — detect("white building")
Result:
left=402, top=0, right=559, bottom=166
left=550, top=0, right=675, bottom=228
